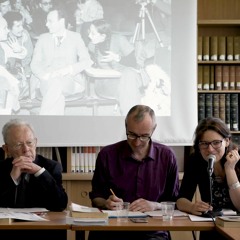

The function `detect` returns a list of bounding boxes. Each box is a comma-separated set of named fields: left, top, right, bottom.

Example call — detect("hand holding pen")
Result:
left=108, top=188, right=123, bottom=210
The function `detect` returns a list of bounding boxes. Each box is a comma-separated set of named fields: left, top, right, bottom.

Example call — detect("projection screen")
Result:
left=0, top=0, right=197, bottom=146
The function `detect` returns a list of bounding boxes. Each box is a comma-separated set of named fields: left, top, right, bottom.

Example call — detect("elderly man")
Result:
left=0, top=118, right=68, bottom=238
left=0, top=118, right=68, bottom=209
left=30, top=4, right=93, bottom=115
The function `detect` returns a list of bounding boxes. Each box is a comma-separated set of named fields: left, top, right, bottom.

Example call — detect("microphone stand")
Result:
left=202, top=172, right=223, bottom=218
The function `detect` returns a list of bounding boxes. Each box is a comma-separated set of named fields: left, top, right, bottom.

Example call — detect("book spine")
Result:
left=215, top=65, right=222, bottom=90
left=210, top=65, right=215, bottom=90
left=230, top=94, right=239, bottom=131
left=213, top=94, right=219, bottom=118
left=203, top=65, right=210, bottom=90
left=218, top=36, right=226, bottom=61
left=71, top=147, right=76, bottom=173
left=75, top=147, right=80, bottom=173
left=234, top=36, right=240, bottom=61
left=225, top=93, right=230, bottom=129
left=83, top=146, right=89, bottom=173
left=229, top=65, right=235, bottom=90
left=210, top=36, right=218, bottom=61
left=198, top=93, right=205, bottom=121
left=80, top=147, right=84, bottom=173
left=88, top=146, right=93, bottom=173
left=203, top=36, right=210, bottom=61
left=198, top=36, right=203, bottom=61
left=235, top=65, right=240, bottom=90
left=198, top=65, right=203, bottom=90
left=205, top=93, right=213, bottom=118
left=219, top=93, right=226, bottom=124
left=226, top=36, right=234, bottom=61
left=92, top=146, right=97, bottom=172
left=222, top=65, right=229, bottom=90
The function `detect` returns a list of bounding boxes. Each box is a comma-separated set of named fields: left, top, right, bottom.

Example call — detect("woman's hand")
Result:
left=101, top=51, right=121, bottom=62
left=225, top=149, right=239, bottom=170
left=190, top=200, right=212, bottom=216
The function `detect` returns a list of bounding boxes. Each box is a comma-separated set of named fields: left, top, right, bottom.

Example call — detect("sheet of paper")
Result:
left=145, top=210, right=188, bottom=217
left=71, top=203, right=99, bottom=212
left=0, top=212, right=48, bottom=221
left=73, top=218, right=107, bottom=223
left=102, top=210, right=147, bottom=218
left=222, top=209, right=237, bottom=215
left=188, top=214, right=214, bottom=222
left=189, top=209, right=237, bottom=222
left=0, top=208, right=49, bottom=213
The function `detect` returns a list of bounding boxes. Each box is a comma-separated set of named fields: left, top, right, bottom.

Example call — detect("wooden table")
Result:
left=72, top=216, right=215, bottom=240
left=0, top=211, right=70, bottom=240
left=216, top=225, right=240, bottom=240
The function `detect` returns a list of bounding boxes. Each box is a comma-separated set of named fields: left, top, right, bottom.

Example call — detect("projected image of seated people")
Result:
left=0, top=0, right=171, bottom=116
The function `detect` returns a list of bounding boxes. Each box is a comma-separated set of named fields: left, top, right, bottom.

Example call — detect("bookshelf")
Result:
left=197, top=0, right=240, bottom=145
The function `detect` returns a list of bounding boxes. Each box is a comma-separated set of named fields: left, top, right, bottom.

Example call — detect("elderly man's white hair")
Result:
left=2, top=119, right=35, bottom=144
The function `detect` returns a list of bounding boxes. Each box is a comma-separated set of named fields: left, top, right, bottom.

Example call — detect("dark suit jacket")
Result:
left=0, top=154, right=68, bottom=211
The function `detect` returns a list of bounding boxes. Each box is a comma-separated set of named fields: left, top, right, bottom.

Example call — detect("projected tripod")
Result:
left=132, top=1, right=163, bottom=47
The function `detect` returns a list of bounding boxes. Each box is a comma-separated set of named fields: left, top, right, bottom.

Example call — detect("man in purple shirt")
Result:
left=89, top=104, right=179, bottom=240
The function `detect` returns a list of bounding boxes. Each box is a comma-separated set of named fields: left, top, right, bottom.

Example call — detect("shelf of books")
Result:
left=66, top=146, right=103, bottom=174
left=197, top=0, right=240, bottom=146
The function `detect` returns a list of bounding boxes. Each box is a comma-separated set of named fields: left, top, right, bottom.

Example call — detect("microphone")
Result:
left=201, top=154, right=223, bottom=218
left=207, top=154, right=216, bottom=176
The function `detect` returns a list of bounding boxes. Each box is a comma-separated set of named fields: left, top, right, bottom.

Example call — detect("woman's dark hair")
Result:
left=91, top=19, right=111, bottom=55
left=193, top=117, right=237, bottom=153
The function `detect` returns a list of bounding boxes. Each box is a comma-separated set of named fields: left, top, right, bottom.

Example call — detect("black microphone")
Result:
left=207, top=154, right=216, bottom=176
left=201, top=154, right=223, bottom=218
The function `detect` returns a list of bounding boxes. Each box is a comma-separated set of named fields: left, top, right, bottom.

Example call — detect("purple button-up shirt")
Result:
left=89, top=140, right=179, bottom=203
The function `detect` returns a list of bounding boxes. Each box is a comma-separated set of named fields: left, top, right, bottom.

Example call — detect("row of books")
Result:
left=198, top=93, right=239, bottom=131
left=198, top=35, right=240, bottom=61
left=36, top=147, right=62, bottom=165
left=198, top=65, right=240, bottom=90
left=71, top=146, right=103, bottom=173
left=36, top=147, right=53, bottom=160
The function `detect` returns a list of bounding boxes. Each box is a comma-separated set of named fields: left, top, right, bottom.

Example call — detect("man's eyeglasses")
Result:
left=127, top=133, right=151, bottom=142
left=198, top=139, right=223, bottom=149
left=10, top=138, right=37, bottom=150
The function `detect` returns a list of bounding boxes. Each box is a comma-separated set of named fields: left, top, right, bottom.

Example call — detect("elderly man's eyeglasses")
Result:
left=127, top=133, right=151, bottom=142
left=10, top=138, right=37, bottom=150
left=198, top=140, right=223, bottom=149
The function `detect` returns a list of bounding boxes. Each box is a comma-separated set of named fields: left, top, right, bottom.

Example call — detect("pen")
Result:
left=110, top=188, right=116, bottom=196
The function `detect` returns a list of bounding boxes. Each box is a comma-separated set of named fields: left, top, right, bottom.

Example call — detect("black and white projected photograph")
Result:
left=0, top=0, right=171, bottom=116
left=0, top=0, right=197, bottom=146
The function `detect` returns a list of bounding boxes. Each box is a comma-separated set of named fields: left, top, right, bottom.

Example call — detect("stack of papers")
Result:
left=0, top=208, right=49, bottom=223
left=145, top=210, right=188, bottom=217
left=69, top=203, right=108, bottom=225
left=188, top=209, right=237, bottom=222
left=70, top=203, right=147, bottom=219
left=102, top=210, right=147, bottom=218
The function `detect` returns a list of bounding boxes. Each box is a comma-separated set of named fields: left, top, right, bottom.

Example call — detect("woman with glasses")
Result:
left=176, top=117, right=240, bottom=239
left=88, top=104, right=179, bottom=240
